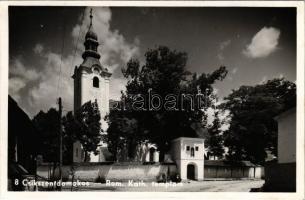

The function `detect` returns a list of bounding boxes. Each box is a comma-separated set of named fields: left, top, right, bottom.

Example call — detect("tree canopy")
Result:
left=32, top=108, right=61, bottom=163
left=63, top=100, right=102, bottom=162
left=206, top=110, right=225, bottom=159
left=221, top=78, right=296, bottom=164
left=106, top=46, right=228, bottom=160
left=33, top=100, right=102, bottom=163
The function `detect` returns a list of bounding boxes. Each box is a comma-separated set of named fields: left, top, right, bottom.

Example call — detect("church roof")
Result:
left=80, top=56, right=103, bottom=70
left=74, top=8, right=111, bottom=78
left=85, top=8, right=98, bottom=42
left=85, top=27, right=98, bottom=41
left=81, top=8, right=101, bottom=61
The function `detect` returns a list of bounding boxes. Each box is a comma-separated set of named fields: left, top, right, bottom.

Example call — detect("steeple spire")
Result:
left=82, top=8, right=100, bottom=60
left=89, top=8, right=93, bottom=27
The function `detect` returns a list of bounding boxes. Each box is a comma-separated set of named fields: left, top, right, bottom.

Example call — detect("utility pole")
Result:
left=58, top=97, right=63, bottom=191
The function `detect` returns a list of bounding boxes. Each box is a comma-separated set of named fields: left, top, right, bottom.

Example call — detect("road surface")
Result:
left=63, top=179, right=264, bottom=192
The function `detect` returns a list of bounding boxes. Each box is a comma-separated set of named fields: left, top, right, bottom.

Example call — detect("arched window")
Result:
left=93, top=76, right=99, bottom=88
left=191, top=147, right=195, bottom=157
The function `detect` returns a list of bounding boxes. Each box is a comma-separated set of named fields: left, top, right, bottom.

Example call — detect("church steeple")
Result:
left=73, top=8, right=112, bottom=163
left=82, top=8, right=101, bottom=60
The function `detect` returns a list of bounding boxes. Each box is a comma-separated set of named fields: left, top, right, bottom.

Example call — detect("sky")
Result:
left=9, top=6, right=296, bottom=118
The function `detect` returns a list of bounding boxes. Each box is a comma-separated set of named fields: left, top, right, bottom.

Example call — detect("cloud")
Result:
left=217, top=39, right=231, bottom=61
left=29, top=52, right=74, bottom=114
left=9, top=58, right=40, bottom=102
left=205, top=107, right=231, bottom=132
left=243, top=27, right=280, bottom=58
left=9, top=77, right=26, bottom=101
left=33, top=43, right=44, bottom=54
left=109, top=78, right=127, bottom=100
left=259, top=76, right=268, bottom=84
left=9, top=7, right=140, bottom=117
left=231, top=67, right=238, bottom=75
left=71, top=7, right=140, bottom=98
left=219, top=40, right=231, bottom=51
left=10, top=59, right=40, bottom=80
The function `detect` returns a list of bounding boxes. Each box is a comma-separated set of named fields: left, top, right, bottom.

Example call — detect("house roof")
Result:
left=274, top=107, right=296, bottom=121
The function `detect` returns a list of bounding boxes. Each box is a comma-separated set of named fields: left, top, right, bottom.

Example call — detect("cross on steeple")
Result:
left=82, top=7, right=100, bottom=60
left=89, top=8, right=93, bottom=27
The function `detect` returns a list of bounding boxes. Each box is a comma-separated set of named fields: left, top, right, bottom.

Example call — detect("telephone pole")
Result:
left=58, top=97, right=63, bottom=191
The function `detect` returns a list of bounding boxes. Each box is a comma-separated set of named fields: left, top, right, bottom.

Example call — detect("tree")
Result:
left=64, top=100, right=102, bottom=162
left=106, top=46, right=228, bottom=160
left=33, top=108, right=76, bottom=165
left=33, top=100, right=102, bottom=164
left=32, top=108, right=60, bottom=163
left=222, top=78, right=296, bottom=164
left=206, top=111, right=225, bottom=159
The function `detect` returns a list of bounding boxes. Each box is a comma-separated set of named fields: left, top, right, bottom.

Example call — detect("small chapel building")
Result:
left=170, top=137, right=205, bottom=180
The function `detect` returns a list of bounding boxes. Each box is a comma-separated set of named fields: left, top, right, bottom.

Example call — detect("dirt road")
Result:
left=66, top=179, right=264, bottom=192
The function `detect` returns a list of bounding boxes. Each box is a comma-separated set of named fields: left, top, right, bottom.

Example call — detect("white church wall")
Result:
left=74, top=67, right=111, bottom=162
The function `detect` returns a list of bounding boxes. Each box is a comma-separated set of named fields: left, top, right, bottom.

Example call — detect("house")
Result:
left=263, top=107, right=296, bottom=191
left=8, top=96, right=38, bottom=190
left=8, top=96, right=38, bottom=173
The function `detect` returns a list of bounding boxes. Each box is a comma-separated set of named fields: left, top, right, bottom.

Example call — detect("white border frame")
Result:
left=0, top=1, right=304, bottom=200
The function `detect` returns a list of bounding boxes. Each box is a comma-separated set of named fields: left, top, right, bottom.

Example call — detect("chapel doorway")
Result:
left=187, top=164, right=196, bottom=180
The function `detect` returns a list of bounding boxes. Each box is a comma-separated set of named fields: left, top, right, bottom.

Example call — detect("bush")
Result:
left=95, top=176, right=106, bottom=183
left=170, top=173, right=181, bottom=183
left=156, top=173, right=167, bottom=183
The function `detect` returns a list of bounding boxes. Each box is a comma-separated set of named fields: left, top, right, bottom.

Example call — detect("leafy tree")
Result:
left=105, top=112, right=139, bottom=161
left=222, top=78, right=296, bottom=164
left=106, top=46, right=228, bottom=160
left=33, top=108, right=75, bottom=165
left=32, top=108, right=60, bottom=163
left=206, top=111, right=225, bottom=159
left=33, top=100, right=102, bottom=164
left=64, top=100, right=102, bottom=162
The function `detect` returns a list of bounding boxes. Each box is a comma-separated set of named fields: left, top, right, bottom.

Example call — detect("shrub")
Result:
left=170, top=173, right=181, bottom=183
left=95, top=176, right=106, bottom=183
left=156, top=173, right=167, bottom=183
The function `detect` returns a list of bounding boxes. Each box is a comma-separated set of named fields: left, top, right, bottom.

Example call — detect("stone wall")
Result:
left=37, top=162, right=177, bottom=182
left=204, top=166, right=264, bottom=179
left=37, top=162, right=264, bottom=182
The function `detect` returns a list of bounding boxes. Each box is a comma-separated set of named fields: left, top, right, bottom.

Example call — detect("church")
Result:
left=72, top=10, right=111, bottom=162
left=70, top=9, right=205, bottom=180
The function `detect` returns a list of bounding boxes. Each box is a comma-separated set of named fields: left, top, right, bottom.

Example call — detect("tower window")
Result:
left=93, top=77, right=99, bottom=88
left=191, top=147, right=195, bottom=157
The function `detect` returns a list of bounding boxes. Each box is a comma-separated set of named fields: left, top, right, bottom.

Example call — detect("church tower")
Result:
left=72, top=9, right=111, bottom=162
